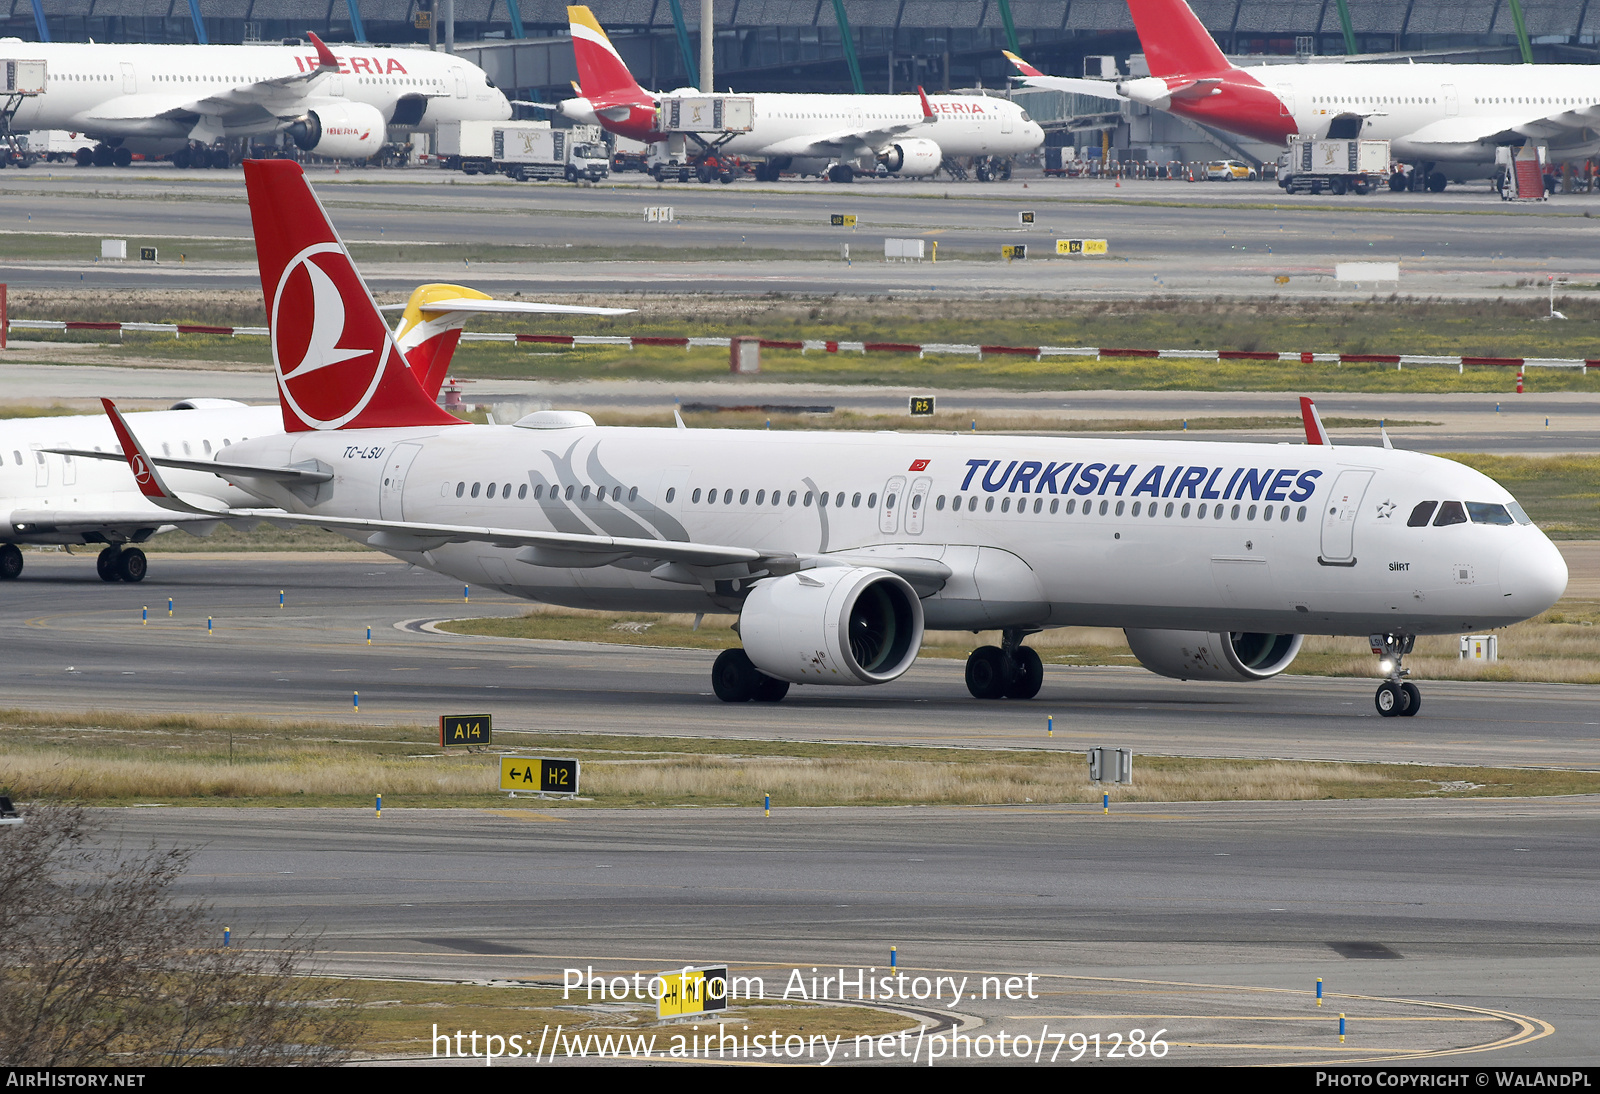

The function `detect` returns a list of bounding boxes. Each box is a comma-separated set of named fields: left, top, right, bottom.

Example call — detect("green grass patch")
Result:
left=1443, top=454, right=1600, bottom=539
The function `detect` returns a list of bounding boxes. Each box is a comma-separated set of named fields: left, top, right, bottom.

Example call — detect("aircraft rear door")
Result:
left=379, top=443, right=422, bottom=522
left=1319, top=468, right=1373, bottom=566
left=120, top=62, right=136, bottom=93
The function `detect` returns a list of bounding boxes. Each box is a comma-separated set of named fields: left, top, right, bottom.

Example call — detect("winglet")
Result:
left=100, top=398, right=218, bottom=514
left=307, top=31, right=339, bottom=71
left=1002, top=49, right=1044, bottom=77
left=917, top=85, right=936, bottom=121
left=1299, top=396, right=1332, bottom=446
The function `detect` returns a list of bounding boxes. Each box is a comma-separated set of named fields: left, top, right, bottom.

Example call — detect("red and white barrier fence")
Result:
left=3, top=318, right=1592, bottom=371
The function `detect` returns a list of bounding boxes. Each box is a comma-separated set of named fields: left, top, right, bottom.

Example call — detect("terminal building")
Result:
left=6, top=1, right=1597, bottom=164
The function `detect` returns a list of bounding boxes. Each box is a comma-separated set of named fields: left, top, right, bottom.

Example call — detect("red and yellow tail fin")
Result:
left=394, top=283, right=491, bottom=399
left=243, top=159, right=463, bottom=432
left=568, top=5, right=650, bottom=102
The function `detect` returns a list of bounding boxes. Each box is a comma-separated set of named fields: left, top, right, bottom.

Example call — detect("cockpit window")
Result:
left=1466, top=501, right=1515, bottom=525
left=1020, top=110, right=1032, bottom=122
left=1508, top=501, right=1532, bottom=525
left=1407, top=501, right=1438, bottom=527
left=1433, top=501, right=1467, bottom=527
left=485, top=75, right=497, bottom=88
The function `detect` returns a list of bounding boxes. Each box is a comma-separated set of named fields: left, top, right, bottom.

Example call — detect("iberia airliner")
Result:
left=558, top=5, right=1042, bottom=182
left=102, top=160, right=1567, bottom=717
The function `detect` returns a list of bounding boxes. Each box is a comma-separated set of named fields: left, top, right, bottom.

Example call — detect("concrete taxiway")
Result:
left=93, top=798, right=1599, bottom=1065
left=4, top=170, right=1599, bottom=298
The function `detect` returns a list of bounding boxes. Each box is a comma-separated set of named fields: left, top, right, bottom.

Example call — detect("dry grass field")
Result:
left=2, top=710, right=1595, bottom=809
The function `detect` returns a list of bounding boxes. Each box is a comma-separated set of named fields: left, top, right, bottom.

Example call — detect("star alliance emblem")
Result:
left=1375, top=499, right=1396, bottom=519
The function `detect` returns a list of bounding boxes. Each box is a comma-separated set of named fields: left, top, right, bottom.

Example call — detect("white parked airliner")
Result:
left=1007, top=0, right=1600, bottom=191
left=0, top=32, right=509, bottom=167
left=557, top=5, right=1042, bottom=182
left=103, top=159, right=1567, bottom=717
left=3, top=285, right=627, bottom=582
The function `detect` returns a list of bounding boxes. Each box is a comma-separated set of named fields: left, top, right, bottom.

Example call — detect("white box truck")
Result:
left=495, top=126, right=610, bottom=182
left=434, top=120, right=500, bottom=174
left=1277, top=138, right=1390, bottom=195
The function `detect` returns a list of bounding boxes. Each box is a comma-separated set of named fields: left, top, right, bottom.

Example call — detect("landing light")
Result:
left=1379, top=659, right=1395, bottom=674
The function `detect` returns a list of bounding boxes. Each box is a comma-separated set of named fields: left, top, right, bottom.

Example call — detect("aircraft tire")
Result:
left=97, top=546, right=122, bottom=582
left=1389, top=172, right=1407, bottom=192
left=0, top=543, right=22, bottom=580
left=1399, top=682, right=1422, bottom=717
left=92, top=144, right=114, bottom=167
left=751, top=675, right=790, bottom=702
left=112, top=147, right=133, bottom=168
left=965, top=645, right=1011, bottom=700
left=711, top=647, right=762, bottom=702
left=75, top=146, right=95, bottom=167
left=1005, top=647, right=1044, bottom=700
left=117, top=547, right=148, bottom=584
left=1374, top=681, right=1405, bottom=717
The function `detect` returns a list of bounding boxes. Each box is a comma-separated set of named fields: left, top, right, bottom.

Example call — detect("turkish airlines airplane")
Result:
left=97, top=158, right=1570, bottom=719
left=557, top=5, right=1042, bottom=182
left=1007, top=0, right=1600, bottom=190
left=2, top=285, right=627, bottom=582
left=0, top=32, right=510, bottom=167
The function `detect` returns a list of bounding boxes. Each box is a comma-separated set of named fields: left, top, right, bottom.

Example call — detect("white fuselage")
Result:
left=224, top=423, right=1567, bottom=638
left=723, top=92, right=1043, bottom=163
left=0, top=404, right=278, bottom=544
left=0, top=40, right=510, bottom=151
left=1278, top=63, right=1600, bottom=163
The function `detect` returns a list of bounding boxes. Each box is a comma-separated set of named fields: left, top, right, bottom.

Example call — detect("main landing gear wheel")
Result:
left=1399, top=681, right=1421, bottom=717
left=97, top=546, right=122, bottom=582
left=1005, top=646, right=1044, bottom=700
left=964, top=645, right=1011, bottom=700
left=0, top=543, right=22, bottom=580
left=712, top=648, right=786, bottom=703
left=117, top=547, right=148, bottom=583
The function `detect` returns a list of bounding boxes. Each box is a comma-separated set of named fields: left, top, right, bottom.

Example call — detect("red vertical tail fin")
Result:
left=568, top=5, right=651, bottom=103
left=243, top=159, right=462, bottom=432
left=1126, top=0, right=1233, bottom=76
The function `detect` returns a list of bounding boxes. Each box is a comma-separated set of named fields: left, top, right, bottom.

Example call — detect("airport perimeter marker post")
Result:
left=376, top=793, right=381, bottom=817
left=890, top=946, right=896, bottom=968
left=168, top=597, right=173, bottom=617
left=1047, top=714, right=1053, bottom=738
left=1, top=283, right=7, bottom=350
left=1339, top=1013, right=1345, bottom=1043
left=764, top=793, right=770, bottom=817
left=1317, top=978, right=1323, bottom=1007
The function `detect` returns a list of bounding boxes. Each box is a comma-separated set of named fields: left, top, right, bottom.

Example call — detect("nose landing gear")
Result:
left=1370, top=633, right=1420, bottom=717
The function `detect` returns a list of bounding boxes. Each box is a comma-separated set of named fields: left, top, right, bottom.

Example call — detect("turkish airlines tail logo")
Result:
left=568, top=5, right=649, bottom=102
left=243, top=160, right=463, bottom=432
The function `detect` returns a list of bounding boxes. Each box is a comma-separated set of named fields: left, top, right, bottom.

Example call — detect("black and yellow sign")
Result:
left=440, top=714, right=491, bottom=747
left=1018, top=210, right=1035, bottom=224
left=139, top=247, right=158, bottom=262
left=909, top=395, right=936, bottom=416
left=1056, top=238, right=1109, bottom=256
left=414, top=10, right=433, bottom=29
left=657, top=966, right=729, bottom=1018
left=500, top=756, right=580, bottom=795
left=829, top=213, right=857, bottom=227
left=1002, top=244, right=1027, bottom=261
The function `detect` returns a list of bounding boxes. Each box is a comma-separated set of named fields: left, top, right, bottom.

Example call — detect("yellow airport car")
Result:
left=1205, top=159, right=1259, bottom=181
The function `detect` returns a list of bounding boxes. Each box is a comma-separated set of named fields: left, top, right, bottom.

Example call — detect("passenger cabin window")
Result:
left=1433, top=501, right=1467, bottom=526
left=1408, top=501, right=1438, bottom=527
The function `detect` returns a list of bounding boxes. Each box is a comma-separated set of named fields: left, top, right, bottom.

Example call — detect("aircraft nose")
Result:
left=1499, top=534, right=1568, bottom=617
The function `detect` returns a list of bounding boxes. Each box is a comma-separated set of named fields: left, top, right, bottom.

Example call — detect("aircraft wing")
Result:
left=1003, top=49, right=1128, bottom=101
left=5, top=509, right=219, bottom=536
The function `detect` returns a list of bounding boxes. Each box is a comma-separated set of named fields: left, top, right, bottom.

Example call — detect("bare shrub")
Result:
left=0, top=802, right=363, bottom=1066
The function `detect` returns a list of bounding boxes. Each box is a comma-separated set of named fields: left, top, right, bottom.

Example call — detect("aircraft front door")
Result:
left=1319, top=469, right=1373, bottom=566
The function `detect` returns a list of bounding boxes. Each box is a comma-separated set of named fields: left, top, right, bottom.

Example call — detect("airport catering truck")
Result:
left=435, top=121, right=609, bottom=181
left=1276, top=137, right=1390, bottom=195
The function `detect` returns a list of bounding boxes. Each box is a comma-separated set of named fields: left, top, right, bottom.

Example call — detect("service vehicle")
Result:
left=1204, top=158, right=1258, bottom=181
left=1278, top=138, right=1390, bottom=195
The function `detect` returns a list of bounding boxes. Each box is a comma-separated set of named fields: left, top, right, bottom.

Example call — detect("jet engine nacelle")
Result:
left=286, top=102, right=386, bottom=159
left=740, top=567, right=924, bottom=685
left=879, top=138, right=942, bottom=176
left=1124, top=629, right=1303, bottom=682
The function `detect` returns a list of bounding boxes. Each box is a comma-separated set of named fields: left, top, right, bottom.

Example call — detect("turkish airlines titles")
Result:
left=957, top=458, right=1324, bottom=504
